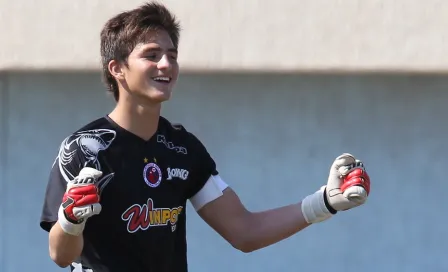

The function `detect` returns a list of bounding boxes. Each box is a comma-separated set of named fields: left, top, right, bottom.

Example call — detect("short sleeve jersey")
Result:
left=40, top=116, right=218, bottom=272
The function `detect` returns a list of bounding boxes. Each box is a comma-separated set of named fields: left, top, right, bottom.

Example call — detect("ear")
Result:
left=108, top=60, right=125, bottom=81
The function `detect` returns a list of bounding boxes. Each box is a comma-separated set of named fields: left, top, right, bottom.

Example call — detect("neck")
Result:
left=109, top=95, right=161, bottom=141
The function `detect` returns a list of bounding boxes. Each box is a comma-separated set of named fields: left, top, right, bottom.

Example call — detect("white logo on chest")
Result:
left=167, top=167, right=189, bottom=180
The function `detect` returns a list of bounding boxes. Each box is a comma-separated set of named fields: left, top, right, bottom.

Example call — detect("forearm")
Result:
left=49, top=221, right=83, bottom=267
left=199, top=188, right=332, bottom=253
left=239, top=202, right=310, bottom=252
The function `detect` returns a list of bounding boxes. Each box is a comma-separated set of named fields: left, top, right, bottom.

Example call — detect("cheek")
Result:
left=172, top=64, right=180, bottom=81
left=130, top=64, right=155, bottom=82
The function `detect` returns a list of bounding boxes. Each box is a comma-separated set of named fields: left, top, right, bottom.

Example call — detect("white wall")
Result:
left=2, top=0, right=448, bottom=72
left=0, top=72, right=447, bottom=271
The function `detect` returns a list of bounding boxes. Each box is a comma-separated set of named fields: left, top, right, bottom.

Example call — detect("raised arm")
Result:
left=193, top=154, right=370, bottom=252
left=40, top=134, right=108, bottom=267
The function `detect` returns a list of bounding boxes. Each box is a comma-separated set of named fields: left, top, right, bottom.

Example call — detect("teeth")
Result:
left=153, top=77, right=170, bottom=82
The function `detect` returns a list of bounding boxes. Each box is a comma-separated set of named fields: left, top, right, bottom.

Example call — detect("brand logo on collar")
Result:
left=157, top=135, right=188, bottom=154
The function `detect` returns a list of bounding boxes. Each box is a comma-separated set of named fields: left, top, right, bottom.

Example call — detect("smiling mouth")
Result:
left=152, top=76, right=171, bottom=83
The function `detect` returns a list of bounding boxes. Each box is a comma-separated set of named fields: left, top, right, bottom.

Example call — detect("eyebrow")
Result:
left=142, top=46, right=178, bottom=54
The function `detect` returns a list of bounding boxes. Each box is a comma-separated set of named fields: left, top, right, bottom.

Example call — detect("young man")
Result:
left=39, top=2, right=371, bottom=272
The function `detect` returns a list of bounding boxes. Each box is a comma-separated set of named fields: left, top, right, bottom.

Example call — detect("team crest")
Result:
left=143, top=162, right=162, bottom=188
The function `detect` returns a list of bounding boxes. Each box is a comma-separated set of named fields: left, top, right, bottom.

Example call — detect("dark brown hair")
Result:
left=100, top=2, right=180, bottom=101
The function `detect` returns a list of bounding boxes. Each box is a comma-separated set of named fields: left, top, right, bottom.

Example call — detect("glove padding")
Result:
left=58, top=167, right=102, bottom=236
left=301, top=153, right=371, bottom=224
left=325, top=153, right=370, bottom=212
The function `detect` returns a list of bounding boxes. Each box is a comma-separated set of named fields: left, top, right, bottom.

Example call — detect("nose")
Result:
left=157, top=54, right=172, bottom=70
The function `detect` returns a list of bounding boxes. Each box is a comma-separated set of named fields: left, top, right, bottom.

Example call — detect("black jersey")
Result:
left=40, top=116, right=218, bottom=272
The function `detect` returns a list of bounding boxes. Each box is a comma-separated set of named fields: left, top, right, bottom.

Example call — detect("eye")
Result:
left=145, top=54, right=158, bottom=61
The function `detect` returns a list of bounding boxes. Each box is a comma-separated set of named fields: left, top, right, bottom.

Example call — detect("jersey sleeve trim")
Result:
left=189, top=175, right=229, bottom=211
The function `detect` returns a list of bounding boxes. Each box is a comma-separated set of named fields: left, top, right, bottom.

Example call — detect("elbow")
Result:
left=50, top=255, right=72, bottom=268
left=229, top=235, right=257, bottom=253
left=227, top=214, right=258, bottom=253
left=231, top=240, right=256, bottom=253
left=49, top=249, right=74, bottom=268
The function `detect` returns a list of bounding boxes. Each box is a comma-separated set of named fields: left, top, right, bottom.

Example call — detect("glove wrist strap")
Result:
left=58, top=206, right=86, bottom=236
left=301, top=186, right=333, bottom=224
left=323, top=187, right=338, bottom=214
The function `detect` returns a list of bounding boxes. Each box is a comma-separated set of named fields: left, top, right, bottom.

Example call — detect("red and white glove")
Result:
left=301, top=153, right=371, bottom=224
left=58, top=167, right=103, bottom=236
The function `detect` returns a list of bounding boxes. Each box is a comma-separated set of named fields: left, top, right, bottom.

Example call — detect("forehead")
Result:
left=133, top=29, right=175, bottom=52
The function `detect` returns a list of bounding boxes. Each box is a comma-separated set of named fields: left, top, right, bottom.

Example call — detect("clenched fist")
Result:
left=326, top=153, right=371, bottom=212
left=58, top=167, right=103, bottom=236
left=301, top=153, right=371, bottom=224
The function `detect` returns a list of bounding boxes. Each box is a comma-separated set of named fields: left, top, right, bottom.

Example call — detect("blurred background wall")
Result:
left=1, top=1, right=447, bottom=271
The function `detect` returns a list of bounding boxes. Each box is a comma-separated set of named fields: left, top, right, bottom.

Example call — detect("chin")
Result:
left=148, top=89, right=172, bottom=103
